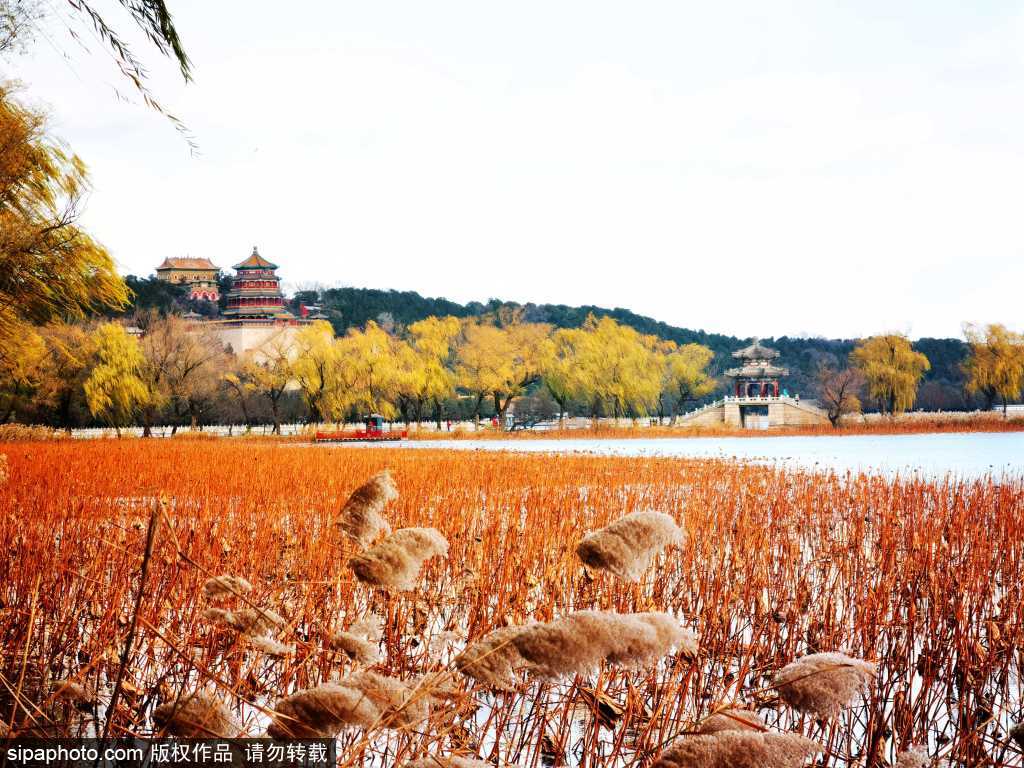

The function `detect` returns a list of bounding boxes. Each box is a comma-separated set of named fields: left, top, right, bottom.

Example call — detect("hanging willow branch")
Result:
left=65, top=0, right=197, bottom=151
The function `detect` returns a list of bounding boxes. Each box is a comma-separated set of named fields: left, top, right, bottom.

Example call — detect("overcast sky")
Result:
left=7, top=1, right=1024, bottom=339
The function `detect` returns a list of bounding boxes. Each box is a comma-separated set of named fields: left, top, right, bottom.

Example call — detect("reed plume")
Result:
left=652, top=731, right=821, bottom=768
left=328, top=615, right=382, bottom=665
left=267, top=671, right=433, bottom=738
left=774, top=652, right=876, bottom=718
left=203, top=606, right=284, bottom=636
left=456, top=612, right=694, bottom=688
left=895, top=749, right=929, bottom=768
left=338, top=469, right=397, bottom=546
left=267, top=682, right=379, bottom=738
left=0, top=453, right=7, bottom=486
left=152, top=693, right=238, bottom=738
left=202, top=574, right=253, bottom=602
left=349, top=527, right=449, bottom=591
left=248, top=635, right=294, bottom=656
left=403, top=759, right=496, bottom=768
left=454, top=625, right=527, bottom=689
left=577, top=511, right=683, bottom=580
left=696, top=708, right=765, bottom=734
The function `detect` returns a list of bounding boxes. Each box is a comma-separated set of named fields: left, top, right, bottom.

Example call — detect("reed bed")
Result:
left=407, top=416, right=1024, bottom=441
left=0, top=441, right=1022, bottom=767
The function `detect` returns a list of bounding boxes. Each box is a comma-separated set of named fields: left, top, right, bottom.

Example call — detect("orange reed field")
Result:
left=406, top=416, right=1024, bottom=441
left=1, top=440, right=1023, bottom=767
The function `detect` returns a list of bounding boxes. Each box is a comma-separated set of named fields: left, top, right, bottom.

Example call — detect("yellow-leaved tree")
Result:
left=454, top=322, right=515, bottom=427
left=0, top=85, right=128, bottom=357
left=0, top=324, right=46, bottom=423
left=543, top=327, right=589, bottom=428
left=962, top=323, right=1024, bottom=416
left=33, top=322, right=96, bottom=430
left=341, top=321, right=409, bottom=421
left=850, top=333, right=930, bottom=416
left=663, top=342, right=717, bottom=423
left=401, top=316, right=461, bottom=427
left=83, top=323, right=151, bottom=435
left=454, top=320, right=553, bottom=429
left=292, top=320, right=345, bottom=424
left=573, top=315, right=664, bottom=424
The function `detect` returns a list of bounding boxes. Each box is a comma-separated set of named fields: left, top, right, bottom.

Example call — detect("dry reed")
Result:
left=3, top=441, right=1022, bottom=766
left=337, top=469, right=398, bottom=546
left=267, top=671, right=429, bottom=738
left=456, top=611, right=695, bottom=688
left=651, top=731, right=822, bottom=768
left=403, top=758, right=496, bottom=768
left=152, top=693, right=238, bottom=737
left=202, top=574, right=253, bottom=602
left=203, top=606, right=285, bottom=636
left=576, top=511, right=683, bottom=580
left=773, top=652, right=876, bottom=718
left=349, top=527, right=449, bottom=590
left=895, top=749, right=930, bottom=768
left=696, top=708, right=765, bottom=734
left=328, top=616, right=383, bottom=665
left=1010, top=722, right=1024, bottom=749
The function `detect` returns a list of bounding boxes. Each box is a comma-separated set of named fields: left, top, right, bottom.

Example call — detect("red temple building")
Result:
left=222, top=247, right=293, bottom=320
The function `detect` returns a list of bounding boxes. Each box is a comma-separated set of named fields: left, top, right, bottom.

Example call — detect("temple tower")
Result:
left=223, top=247, right=291, bottom=320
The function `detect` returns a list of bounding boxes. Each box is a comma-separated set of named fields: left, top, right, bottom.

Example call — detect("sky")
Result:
left=6, top=1, right=1024, bottom=340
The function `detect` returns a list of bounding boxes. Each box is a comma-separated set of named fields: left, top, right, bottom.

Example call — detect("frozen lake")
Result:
left=356, top=432, right=1024, bottom=480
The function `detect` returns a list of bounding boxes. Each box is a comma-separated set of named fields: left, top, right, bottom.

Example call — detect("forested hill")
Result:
left=290, top=286, right=970, bottom=410
left=118, top=278, right=973, bottom=410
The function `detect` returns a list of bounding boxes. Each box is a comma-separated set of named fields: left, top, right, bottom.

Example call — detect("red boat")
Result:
left=314, top=414, right=407, bottom=443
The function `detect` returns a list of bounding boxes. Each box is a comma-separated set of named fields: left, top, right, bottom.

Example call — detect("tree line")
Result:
left=3, top=305, right=1022, bottom=434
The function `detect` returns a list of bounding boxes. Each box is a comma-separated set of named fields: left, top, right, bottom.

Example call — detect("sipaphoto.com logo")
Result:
left=5, top=744, right=144, bottom=764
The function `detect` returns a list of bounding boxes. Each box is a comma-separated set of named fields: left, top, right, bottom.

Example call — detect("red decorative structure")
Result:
left=314, top=414, right=407, bottom=443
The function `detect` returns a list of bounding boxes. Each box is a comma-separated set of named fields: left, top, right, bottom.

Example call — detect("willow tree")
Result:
left=454, top=322, right=515, bottom=426
left=962, top=323, right=1024, bottom=416
left=663, top=343, right=717, bottom=422
left=453, top=320, right=553, bottom=429
left=0, top=324, right=45, bottom=423
left=341, top=321, right=410, bottom=421
left=402, top=316, right=461, bottom=427
left=543, top=327, right=588, bottom=428
left=29, top=321, right=95, bottom=430
left=573, top=315, right=664, bottom=424
left=0, top=86, right=128, bottom=357
left=84, top=323, right=151, bottom=435
left=292, top=320, right=342, bottom=424
left=850, top=334, right=930, bottom=416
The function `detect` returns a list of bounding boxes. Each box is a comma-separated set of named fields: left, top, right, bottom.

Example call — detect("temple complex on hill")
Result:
left=155, top=247, right=311, bottom=355
left=677, top=339, right=828, bottom=429
left=154, top=257, right=220, bottom=301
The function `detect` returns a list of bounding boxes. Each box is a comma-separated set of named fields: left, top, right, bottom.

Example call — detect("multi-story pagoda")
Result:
left=724, top=338, right=789, bottom=398
left=223, top=247, right=292, bottom=320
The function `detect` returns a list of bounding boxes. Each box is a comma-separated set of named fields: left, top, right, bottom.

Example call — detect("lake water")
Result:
left=354, top=432, right=1024, bottom=480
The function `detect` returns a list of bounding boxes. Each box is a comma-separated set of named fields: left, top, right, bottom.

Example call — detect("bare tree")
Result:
left=816, top=364, right=865, bottom=428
